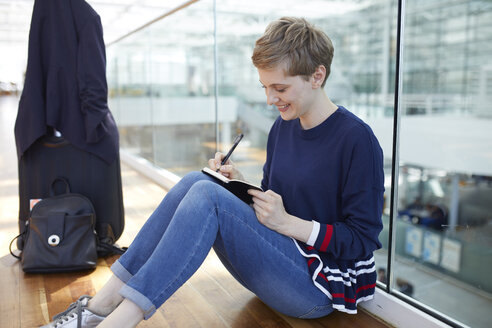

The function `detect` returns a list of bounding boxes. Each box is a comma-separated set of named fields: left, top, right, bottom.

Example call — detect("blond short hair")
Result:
left=251, top=17, right=334, bottom=87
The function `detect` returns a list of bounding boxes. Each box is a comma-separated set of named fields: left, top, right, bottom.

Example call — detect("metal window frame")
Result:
left=385, top=1, right=468, bottom=327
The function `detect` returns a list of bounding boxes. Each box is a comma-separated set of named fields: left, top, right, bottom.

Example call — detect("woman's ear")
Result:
left=311, top=65, right=326, bottom=89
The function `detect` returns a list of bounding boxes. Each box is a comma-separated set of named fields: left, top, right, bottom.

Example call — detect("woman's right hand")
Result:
left=207, top=152, right=244, bottom=180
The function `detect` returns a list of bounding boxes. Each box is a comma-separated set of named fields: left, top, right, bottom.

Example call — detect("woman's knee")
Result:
left=181, top=171, right=207, bottom=184
left=187, top=179, right=221, bottom=201
left=173, top=171, right=213, bottom=194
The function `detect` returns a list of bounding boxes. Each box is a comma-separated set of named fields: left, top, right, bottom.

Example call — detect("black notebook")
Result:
left=202, top=167, right=263, bottom=204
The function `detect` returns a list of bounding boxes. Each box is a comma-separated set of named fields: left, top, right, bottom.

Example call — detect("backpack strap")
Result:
left=50, top=177, right=71, bottom=196
left=96, top=240, right=128, bottom=257
left=9, top=221, right=28, bottom=260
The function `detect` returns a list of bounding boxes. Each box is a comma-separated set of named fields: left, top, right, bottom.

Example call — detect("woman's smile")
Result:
left=277, top=104, right=290, bottom=112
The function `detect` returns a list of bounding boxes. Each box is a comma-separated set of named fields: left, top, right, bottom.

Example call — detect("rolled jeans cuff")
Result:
left=119, top=284, right=157, bottom=320
left=111, top=259, right=134, bottom=283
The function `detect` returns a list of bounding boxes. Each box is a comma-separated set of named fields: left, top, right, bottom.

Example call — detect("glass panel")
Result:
left=395, top=1, right=492, bottom=327
left=147, top=0, right=215, bottom=176
left=108, top=30, right=154, bottom=161
left=216, top=0, right=397, bottom=285
left=108, top=0, right=216, bottom=176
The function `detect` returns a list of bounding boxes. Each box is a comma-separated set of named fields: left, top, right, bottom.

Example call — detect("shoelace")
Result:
left=52, top=296, right=90, bottom=328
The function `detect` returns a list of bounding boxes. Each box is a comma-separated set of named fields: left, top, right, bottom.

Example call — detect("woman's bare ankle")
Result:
left=87, top=297, right=122, bottom=317
left=97, top=299, right=144, bottom=328
left=87, top=275, right=125, bottom=316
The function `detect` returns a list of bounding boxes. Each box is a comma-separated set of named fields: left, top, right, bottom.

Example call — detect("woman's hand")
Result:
left=248, top=189, right=313, bottom=242
left=207, top=152, right=245, bottom=181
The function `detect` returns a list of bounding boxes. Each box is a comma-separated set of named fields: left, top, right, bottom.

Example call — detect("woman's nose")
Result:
left=266, top=90, right=279, bottom=106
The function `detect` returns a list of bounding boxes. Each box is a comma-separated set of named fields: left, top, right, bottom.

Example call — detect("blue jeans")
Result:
left=111, top=171, right=333, bottom=320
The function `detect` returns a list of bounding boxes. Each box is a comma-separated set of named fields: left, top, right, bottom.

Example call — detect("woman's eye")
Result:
left=260, top=85, right=286, bottom=93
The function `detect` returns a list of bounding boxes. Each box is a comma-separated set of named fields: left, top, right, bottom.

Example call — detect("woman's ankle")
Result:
left=97, top=299, right=144, bottom=328
left=87, top=275, right=125, bottom=316
left=87, top=297, right=122, bottom=317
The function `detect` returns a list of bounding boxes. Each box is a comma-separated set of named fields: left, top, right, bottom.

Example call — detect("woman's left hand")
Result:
left=248, top=189, right=314, bottom=242
left=248, top=189, right=292, bottom=234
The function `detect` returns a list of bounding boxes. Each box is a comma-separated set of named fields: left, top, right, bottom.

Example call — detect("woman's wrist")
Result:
left=283, top=215, right=314, bottom=243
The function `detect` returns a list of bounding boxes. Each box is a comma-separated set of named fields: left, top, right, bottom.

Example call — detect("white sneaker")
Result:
left=40, top=295, right=105, bottom=328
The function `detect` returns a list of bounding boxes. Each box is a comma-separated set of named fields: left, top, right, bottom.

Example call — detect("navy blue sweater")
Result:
left=261, top=106, right=384, bottom=313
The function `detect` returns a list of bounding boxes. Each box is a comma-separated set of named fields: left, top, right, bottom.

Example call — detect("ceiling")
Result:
left=0, top=0, right=191, bottom=45
left=0, top=0, right=366, bottom=84
left=0, top=0, right=367, bottom=45
left=0, top=0, right=193, bottom=83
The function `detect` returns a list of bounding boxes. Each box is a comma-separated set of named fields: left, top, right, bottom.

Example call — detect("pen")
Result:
left=217, top=133, right=244, bottom=172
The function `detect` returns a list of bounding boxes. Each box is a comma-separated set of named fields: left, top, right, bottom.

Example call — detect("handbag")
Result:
left=10, top=177, right=98, bottom=273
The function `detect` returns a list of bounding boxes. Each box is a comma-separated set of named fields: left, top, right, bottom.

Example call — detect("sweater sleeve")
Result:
left=312, top=126, right=384, bottom=259
left=306, top=221, right=321, bottom=246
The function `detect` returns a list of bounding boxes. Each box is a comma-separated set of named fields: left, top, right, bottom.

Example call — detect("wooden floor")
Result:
left=0, top=95, right=390, bottom=328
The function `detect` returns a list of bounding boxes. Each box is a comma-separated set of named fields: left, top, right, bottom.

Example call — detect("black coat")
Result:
left=15, top=0, right=119, bottom=164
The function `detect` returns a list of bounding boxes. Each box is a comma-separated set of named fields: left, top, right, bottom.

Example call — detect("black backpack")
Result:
left=11, top=178, right=98, bottom=273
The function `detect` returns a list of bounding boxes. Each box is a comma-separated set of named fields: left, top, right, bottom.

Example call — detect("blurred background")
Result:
left=1, top=1, right=491, bottom=327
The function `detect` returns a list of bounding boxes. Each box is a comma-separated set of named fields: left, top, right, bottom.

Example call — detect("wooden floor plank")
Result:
left=239, top=298, right=293, bottom=328
left=170, top=283, right=229, bottom=328
left=158, top=292, right=203, bottom=328
left=189, top=265, right=263, bottom=328
left=0, top=255, right=20, bottom=328
left=139, top=310, right=172, bottom=328
left=19, top=270, right=48, bottom=328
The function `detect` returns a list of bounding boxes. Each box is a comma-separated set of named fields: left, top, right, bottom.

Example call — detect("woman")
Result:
left=43, top=17, right=384, bottom=328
